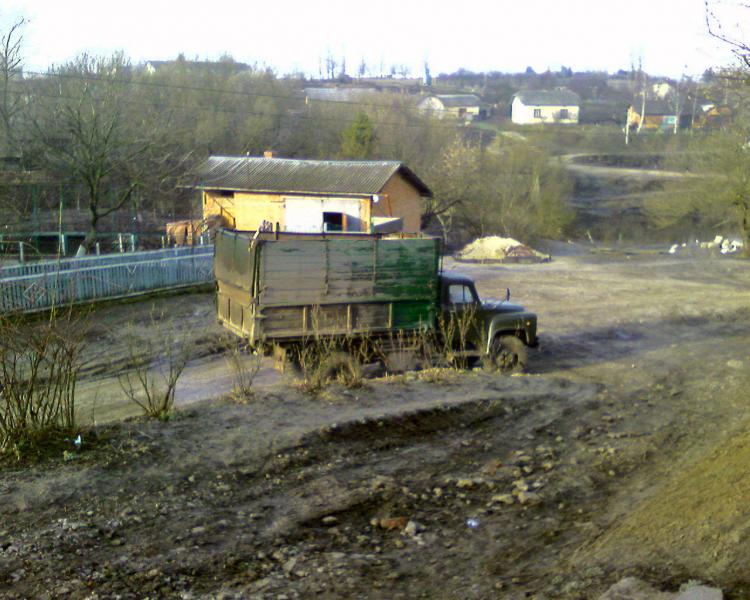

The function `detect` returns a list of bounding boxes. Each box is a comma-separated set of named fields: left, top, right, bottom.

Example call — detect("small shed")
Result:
left=511, top=89, right=581, bottom=124
left=194, top=155, right=432, bottom=234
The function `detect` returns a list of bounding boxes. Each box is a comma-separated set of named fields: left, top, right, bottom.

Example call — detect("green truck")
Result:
left=214, top=228, right=537, bottom=373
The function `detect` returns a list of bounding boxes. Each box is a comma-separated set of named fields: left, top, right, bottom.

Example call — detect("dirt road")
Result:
left=2, top=248, right=750, bottom=599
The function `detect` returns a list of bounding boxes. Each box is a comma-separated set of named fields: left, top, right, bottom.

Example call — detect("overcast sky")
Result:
left=2, top=0, right=747, bottom=78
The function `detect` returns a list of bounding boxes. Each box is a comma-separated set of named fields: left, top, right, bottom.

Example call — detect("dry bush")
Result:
left=118, top=312, right=190, bottom=420
left=293, top=335, right=363, bottom=394
left=226, top=341, right=262, bottom=401
left=435, top=305, right=479, bottom=370
left=0, top=309, right=86, bottom=458
left=288, top=310, right=368, bottom=393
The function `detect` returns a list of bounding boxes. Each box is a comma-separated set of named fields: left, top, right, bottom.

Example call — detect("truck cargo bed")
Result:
left=214, top=229, right=440, bottom=343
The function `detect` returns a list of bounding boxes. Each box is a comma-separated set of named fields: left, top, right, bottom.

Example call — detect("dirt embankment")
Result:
left=2, top=250, right=750, bottom=599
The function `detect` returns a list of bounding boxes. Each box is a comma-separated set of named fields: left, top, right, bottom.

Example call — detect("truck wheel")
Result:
left=487, top=335, right=527, bottom=373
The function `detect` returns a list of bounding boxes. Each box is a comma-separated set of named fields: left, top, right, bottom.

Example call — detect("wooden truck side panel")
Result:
left=214, top=229, right=440, bottom=344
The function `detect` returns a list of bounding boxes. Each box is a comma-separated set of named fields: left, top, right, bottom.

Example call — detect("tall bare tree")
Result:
left=32, top=55, right=156, bottom=249
left=0, top=17, right=25, bottom=154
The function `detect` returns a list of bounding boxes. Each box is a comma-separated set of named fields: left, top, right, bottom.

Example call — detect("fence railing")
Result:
left=0, top=246, right=214, bottom=314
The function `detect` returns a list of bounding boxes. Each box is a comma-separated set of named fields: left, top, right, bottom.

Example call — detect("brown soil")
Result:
left=2, top=247, right=750, bottom=599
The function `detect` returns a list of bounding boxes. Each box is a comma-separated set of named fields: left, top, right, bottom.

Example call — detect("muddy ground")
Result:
left=2, top=247, right=750, bottom=599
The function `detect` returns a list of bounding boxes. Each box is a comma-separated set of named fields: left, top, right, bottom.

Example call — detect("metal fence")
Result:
left=0, top=246, right=215, bottom=313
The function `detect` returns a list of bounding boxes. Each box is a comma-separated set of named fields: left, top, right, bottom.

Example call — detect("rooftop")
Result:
left=195, top=156, right=432, bottom=197
left=433, top=94, right=482, bottom=108
left=514, top=89, right=581, bottom=106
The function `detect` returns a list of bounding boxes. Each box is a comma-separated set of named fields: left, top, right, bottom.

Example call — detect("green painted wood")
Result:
left=214, top=229, right=440, bottom=341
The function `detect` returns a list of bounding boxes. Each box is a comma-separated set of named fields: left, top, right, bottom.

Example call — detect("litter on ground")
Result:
left=668, top=235, right=744, bottom=256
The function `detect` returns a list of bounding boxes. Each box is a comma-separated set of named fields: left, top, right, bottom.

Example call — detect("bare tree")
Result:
left=32, top=55, right=157, bottom=249
left=705, top=1, right=750, bottom=68
left=0, top=17, right=25, bottom=153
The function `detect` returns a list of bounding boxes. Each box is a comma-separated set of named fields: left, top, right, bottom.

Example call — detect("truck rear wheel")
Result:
left=486, top=335, right=527, bottom=373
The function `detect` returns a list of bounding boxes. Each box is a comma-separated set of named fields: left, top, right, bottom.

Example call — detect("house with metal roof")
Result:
left=194, top=154, right=432, bottom=234
left=511, top=89, right=581, bottom=125
left=417, top=94, right=486, bottom=121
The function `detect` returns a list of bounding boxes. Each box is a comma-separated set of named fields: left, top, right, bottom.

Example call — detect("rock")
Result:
left=282, top=557, right=297, bottom=575
left=598, top=577, right=674, bottom=600
left=190, top=526, right=206, bottom=536
left=321, top=516, right=338, bottom=526
left=370, top=475, right=395, bottom=492
left=726, top=359, right=743, bottom=370
left=491, top=494, right=515, bottom=505
left=480, top=459, right=503, bottom=475
left=403, top=521, right=423, bottom=537
left=516, top=491, right=542, bottom=505
left=373, top=517, right=408, bottom=530
left=433, top=487, right=443, bottom=498
left=676, top=586, right=723, bottom=600
left=456, top=479, right=476, bottom=489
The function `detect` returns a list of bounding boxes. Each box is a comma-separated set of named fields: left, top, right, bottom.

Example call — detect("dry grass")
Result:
left=226, top=341, right=262, bottom=402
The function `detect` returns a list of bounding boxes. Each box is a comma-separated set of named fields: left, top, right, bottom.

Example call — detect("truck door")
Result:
left=443, top=282, right=482, bottom=354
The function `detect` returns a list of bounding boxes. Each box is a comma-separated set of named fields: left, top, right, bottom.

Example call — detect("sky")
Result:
left=2, top=0, right=747, bottom=79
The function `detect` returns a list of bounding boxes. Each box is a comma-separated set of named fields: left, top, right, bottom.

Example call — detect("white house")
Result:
left=417, top=94, right=486, bottom=121
left=511, top=89, right=581, bottom=125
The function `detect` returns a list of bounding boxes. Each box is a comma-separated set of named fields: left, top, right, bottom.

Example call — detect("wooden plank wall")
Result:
left=259, top=238, right=438, bottom=306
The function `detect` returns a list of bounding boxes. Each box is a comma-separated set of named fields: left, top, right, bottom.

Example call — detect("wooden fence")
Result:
left=0, top=246, right=214, bottom=313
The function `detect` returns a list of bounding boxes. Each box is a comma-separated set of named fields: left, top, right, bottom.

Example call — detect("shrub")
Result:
left=118, top=312, right=190, bottom=420
left=0, top=309, right=86, bottom=458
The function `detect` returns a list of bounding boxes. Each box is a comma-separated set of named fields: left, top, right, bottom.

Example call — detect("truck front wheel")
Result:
left=486, top=335, right=527, bottom=373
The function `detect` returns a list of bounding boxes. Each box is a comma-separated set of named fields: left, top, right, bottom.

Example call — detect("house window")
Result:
left=533, top=108, right=542, bottom=118
left=323, top=212, right=345, bottom=232
left=560, top=109, right=569, bottom=120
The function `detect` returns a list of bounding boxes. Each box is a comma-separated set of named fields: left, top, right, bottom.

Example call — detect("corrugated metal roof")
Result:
left=195, top=156, right=432, bottom=197
left=515, top=89, right=581, bottom=106
left=434, top=94, right=482, bottom=108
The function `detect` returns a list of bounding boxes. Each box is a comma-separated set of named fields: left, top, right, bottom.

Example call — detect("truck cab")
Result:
left=439, top=273, right=537, bottom=371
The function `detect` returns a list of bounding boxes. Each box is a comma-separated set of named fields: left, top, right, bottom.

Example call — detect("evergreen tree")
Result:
left=339, top=112, right=376, bottom=160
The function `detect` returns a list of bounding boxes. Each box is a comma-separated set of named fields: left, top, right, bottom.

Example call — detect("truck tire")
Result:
left=486, top=335, right=527, bottom=373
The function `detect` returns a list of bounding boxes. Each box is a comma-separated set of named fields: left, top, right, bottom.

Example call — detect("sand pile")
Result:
left=455, top=236, right=550, bottom=262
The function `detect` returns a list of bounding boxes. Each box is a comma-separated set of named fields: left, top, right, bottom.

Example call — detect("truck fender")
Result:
left=485, top=312, right=535, bottom=353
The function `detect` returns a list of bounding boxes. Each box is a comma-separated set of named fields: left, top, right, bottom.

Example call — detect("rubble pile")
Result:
left=669, top=235, right=744, bottom=256
left=455, top=236, right=550, bottom=263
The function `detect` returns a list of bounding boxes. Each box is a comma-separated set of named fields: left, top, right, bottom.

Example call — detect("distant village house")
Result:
left=511, top=89, right=581, bottom=125
left=194, top=154, right=432, bottom=235
left=417, top=94, right=486, bottom=121
left=627, top=101, right=692, bottom=131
